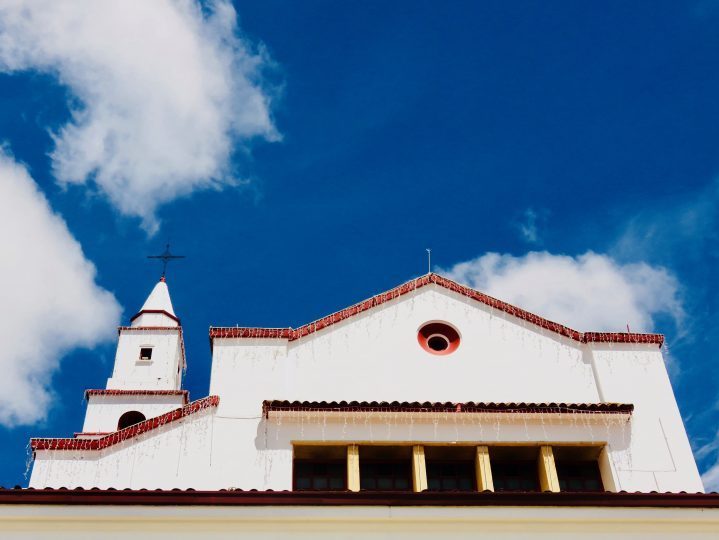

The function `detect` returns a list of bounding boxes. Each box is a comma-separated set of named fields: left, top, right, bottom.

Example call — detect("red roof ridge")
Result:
left=210, top=273, right=664, bottom=347
left=31, top=396, right=219, bottom=452
left=129, top=309, right=180, bottom=324
left=84, top=389, right=189, bottom=404
left=262, top=400, right=634, bottom=417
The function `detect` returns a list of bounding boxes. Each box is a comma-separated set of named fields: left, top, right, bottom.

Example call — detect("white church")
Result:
left=4, top=273, right=719, bottom=537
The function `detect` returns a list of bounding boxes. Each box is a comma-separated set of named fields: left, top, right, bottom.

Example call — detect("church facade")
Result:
left=4, top=274, right=719, bottom=537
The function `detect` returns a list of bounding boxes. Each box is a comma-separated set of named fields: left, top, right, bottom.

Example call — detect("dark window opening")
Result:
left=293, top=460, right=346, bottom=491
left=427, top=460, right=475, bottom=491
left=489, top=446, right=540, bottom=492
left=360, top=461, right=411, bottom=491
left=293, top=446, right=347, bottom=491
left=557, top=461, right=603, bottom=492
left=492, top=461, right=539, bottom=492
left=359, top=446, right=412, bottom=491
left=139, top=347, right=153, bottom=360
left=117, top=411, right=146, bottom=430
left=427, top=335, right=450, bottom=352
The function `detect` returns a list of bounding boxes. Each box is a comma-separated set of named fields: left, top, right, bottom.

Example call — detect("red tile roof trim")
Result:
left=31, top=396, right=219, bottom=452
left=130, top=309, right=180, bottom=324
left=85, top=389, right=189, bottom=404
left=117, top=325, right=187, bottom=371
left=210, top=273, right=664, bottom=347
left=262, top=400, right=634, bottom=418
left=1, top=489, right=718, bottom=508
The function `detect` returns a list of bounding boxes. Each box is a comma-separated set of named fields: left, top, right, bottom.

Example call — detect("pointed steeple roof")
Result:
left=140, top=277, right=176, bottom=316
left=130, top=277, right=179, bottom=327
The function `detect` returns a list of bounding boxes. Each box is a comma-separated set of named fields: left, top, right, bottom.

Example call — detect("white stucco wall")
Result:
left=210, top=286, right=599, bottom=417
left=29, top=285, right=703, bottom=493
left=106, top=329, right=182, bottom=390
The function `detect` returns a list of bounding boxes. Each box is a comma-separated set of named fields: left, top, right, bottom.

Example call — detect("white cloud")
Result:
left=515, top=208, right=547, bottom=245
left=0, top=150, right=121, bottom=426
left=0, top=0, right=279, bottom=233
left=612, top=179, right=718, bottom=264
left=440, top=251, right=683, bottom=332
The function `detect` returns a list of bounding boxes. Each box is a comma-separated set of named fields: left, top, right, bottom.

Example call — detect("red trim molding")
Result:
left=31, top=396, right=219, bottom=452
left=0, top=489, right=717, bottom=508
left=262, top=400, right=634, bottom=418
left=85, top=389, right=189, bottom=404
left=130, top=309, right=180, bottom=324
left=210, top=274, right=664, bottom=347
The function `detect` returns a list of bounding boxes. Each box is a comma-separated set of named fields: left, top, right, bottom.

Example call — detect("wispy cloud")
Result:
left=514, top=207, right=548, bottom=245
left=612, top=179, right=719, bottom=265
left=439, top=251, right=684, bottom=333
left=0, top=0, right=279, bottom=233
left=702, top=460, right=719, bottom=492
left=0, top=149, right=121, bottom=426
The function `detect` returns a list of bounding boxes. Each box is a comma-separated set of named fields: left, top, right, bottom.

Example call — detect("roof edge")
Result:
left=1, top=489, right=717, bottom=508
left=31, top=396, right=218, bottom=452
left=130, top=309, right=180, bottom=324
left=209, top=273, right=665, bottom=347
left=261, top=400, right=634, bottom=418
left=84, top=389, right=189, bottom=404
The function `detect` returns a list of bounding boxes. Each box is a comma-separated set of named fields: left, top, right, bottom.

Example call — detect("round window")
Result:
left=418, top=322, right=460, bottom=355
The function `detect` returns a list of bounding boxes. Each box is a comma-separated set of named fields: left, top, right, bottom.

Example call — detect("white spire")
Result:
left=140, top=277, right=176, bottom=316
left=131, top=277, right=178, bottom=327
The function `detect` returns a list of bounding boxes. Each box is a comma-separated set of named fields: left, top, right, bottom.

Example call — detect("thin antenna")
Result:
left=426, top=248, right=432, bottom=274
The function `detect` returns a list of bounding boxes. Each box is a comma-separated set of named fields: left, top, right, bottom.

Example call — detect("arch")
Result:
left=117, top=410, right=146, bottom=431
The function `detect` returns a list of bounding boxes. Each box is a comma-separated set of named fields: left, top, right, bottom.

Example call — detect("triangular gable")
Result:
left=210, top=273, right=663, bottom=346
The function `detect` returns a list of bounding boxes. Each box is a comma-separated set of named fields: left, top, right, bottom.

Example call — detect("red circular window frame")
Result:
left=417, top=322, right=460, bottom=355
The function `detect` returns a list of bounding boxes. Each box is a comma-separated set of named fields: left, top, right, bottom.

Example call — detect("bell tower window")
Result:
left=139, top=347, right=153, bottom=361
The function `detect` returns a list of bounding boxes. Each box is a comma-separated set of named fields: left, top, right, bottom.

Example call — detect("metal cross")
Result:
left=426, top=248, right=432, bottom=274
left=147, top=243, right=185, bottom=278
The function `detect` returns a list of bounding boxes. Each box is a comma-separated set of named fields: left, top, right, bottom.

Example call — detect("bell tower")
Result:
left=78, top=276, right=189, bottom=436
left=106, top=277, right=185, bottom=390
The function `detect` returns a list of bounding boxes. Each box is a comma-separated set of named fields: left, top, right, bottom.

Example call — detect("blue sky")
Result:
left=0, top=1, right=717, bottom=488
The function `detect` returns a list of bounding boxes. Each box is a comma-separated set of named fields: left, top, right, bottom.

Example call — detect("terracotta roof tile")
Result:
left=31, top=396, right=218, bottom=452
left=84, top=389, right=189, bottom=404
left=210, top=274, right=664, bottom=347
left=262, top=400, right=634, bottom=417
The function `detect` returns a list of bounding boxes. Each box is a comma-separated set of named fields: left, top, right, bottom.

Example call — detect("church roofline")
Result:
left=130, top=309, right=180, bottom=324
left=30, top=396, right=218, bottom=452
left=84, top=389, right=189, bottom=404
left=0, top=489, right=717, bottom=508
left=209, top=273, right=665, bottom=347
left=261, top=400, right=634, bottom=418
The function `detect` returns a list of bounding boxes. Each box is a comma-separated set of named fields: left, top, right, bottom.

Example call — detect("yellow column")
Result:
left=597, top=446, right=615, bottom=492
left=412, top=445, right=428, bottom=492
left=537, top=445, right=560, bottom=492
left=475, top=445, right=494, bottom=491
left=347, top=444, right=360, bottom=492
